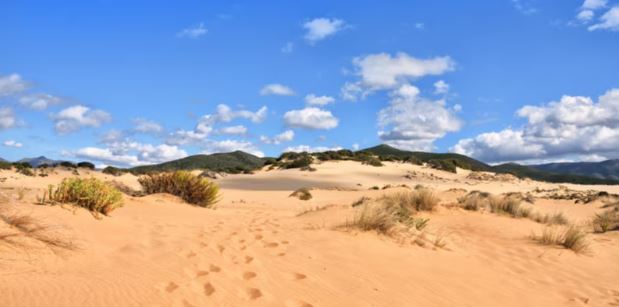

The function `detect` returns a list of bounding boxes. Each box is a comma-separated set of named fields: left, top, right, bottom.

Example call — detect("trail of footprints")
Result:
left=162, top=215, right=313, bottom=306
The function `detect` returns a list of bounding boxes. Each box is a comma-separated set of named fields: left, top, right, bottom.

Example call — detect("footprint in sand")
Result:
left=244, top=256, right=254, bottom=264
left=264, top=242, right=279, bottom=248
left=243, top=271, right=257, bottom=280
left=278, top=252, right=286, bottom=257
left=203, top=282, right=215, bottom=296
left=281, top=240, right=289, bottom=245
left=186, top=251, right=197, bottom=258
left=195, top=270, right=209, bottom=277
left=217, top=245, right=225, bottom=253
left=209, top=264, right=221, bottom=273
left=254, top=234, right=263, bottom=240
left=245, top=287, right=262, bottom=300
left=166, top=282, right=179, bottom=293
left=291, top=272, right=306, bottom=280
left=285, top=299, right=314, bottom=307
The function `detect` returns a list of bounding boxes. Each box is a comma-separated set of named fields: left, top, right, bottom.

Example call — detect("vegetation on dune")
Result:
left=102, top=166, right=126, bottom=176
left=77, top=161, right=95, bottom=169
left=130, top=151, right=264, bottom=174
left=0, top=209, right=76, bottom=252
left=40, top=178, right=123, bottom=216
left=138, top=171, right=220, bottom=207
left=290, top=187, right=312, bottom=201
left=592, top=207, right=619, bottom=233
left=532, top=226, right=589, bottom=253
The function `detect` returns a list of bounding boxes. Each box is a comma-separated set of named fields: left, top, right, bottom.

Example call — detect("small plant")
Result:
left=361, top=156, right=383, bottom=167
left=351, top=196, right=372, bottom=207
left=290, top=187, right=312, bottom=201
left=413, top=218, right=430, bottom=231
left=0, top=209, right=75, bottom=251
left=46, top=178, right=123, bottom=215
left=530, top=212, right=569, bottom=225
left=488, top=196, right=531, bottom=218
left=102, top=166, right=125, bottom=176
left=138, top=171, right=220, bottom=207
left=592, top=210, right=619, bottom=233
left=13, top=162, right=34, bottom=176
left=77, top=161, right=95, bottom=169
left=532, top=226, right=589, bottom=253
left=369, top=186, right=380, bottom=190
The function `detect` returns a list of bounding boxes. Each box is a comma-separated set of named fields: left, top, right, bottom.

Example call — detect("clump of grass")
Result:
left=530, top=212, right=569, bottom=225
left=532, top=226, right=589, bottom=253
left=138, top=171, right=220, bottom=207
left=343, top=202, right=398, bottom=235
left=351, top=196, right=372, bottom=207
left=0, top=209, right=76, bottom=252
left=592, top=209, right=619, bottom=233
left=380, top=188, right=440, bottom=212
left=290, top=187, right=312, bottom=201
left=488, top=196, right=531, bottom=218
left=43, top=178, right=123, bottom=216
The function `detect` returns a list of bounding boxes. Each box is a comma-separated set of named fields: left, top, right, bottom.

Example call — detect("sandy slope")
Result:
left=1, top=161, right=619, bottom=306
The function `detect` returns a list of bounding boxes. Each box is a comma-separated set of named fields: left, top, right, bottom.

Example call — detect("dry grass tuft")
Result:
left=0, top=209, right=76, bottom=253
left=530, top=212, right=569, bottom=225
left=532, top=226, right=589, bottom=253
left=41, top=178, right=123, bottom=216
left=488, top=196, right=531, bottom=218
left=290, top=188, right=312, bottom=201
left=139, top=171, right=220, bottom=207
left=592, top=209, right=619, bottom=233
left=379, top=188, right=440, bottom=213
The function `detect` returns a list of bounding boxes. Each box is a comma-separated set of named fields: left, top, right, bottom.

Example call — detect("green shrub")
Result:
left=290, top=188, right=312, bottom=200
left=13, top=162, right=34, bottom=176
left=427, top=159, right=457, bottom=173
left=361, top=156, right=383, bottom=167
left=59, top=161, right=77, bottom=168
left=138, top=171, right=220, bottom=207
left=102, top=166, right=125, bottom=176
left=77, top=161, right=95, bottom=169
left=45, top=178, right=123, bottom=215
left=0, top=161, right=13, bottom=170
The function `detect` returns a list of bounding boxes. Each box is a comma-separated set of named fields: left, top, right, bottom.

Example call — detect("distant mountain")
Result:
left=529, top=159, right=619, bottom=181
left=359, top=144, right=493, bottom=172
left=129, top=151, right=267, bottom=174
left=17, top=156, right=65, bottom=167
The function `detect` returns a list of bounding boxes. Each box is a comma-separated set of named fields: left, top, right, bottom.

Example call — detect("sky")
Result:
left=1, top=0, right=618, bottom=167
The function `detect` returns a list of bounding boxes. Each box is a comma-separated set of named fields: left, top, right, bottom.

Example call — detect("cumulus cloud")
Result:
left=3, top=140, right=23, bottom=148
left=202, top=140, right=264, bottom=157
left=52, top=105, right=111, bottom=134
left=0, top=107, right=18, bottom=130
left=378, top=84, right=462, bottom=151
left=260, top=83, right=295, bottom=96
left=0, top=74, right=29, bottom=97
left=260, top=130, right=294, bottom=145
left=284, top=145, right=343, bottom=153
left=452, top=88, right=619, bottom=163
left=583, top=0, right=608, bottom=10
left=305, top=94, right=335, bottom=106
left=19, top=93, right=62, bottom=110
left=341, top=52, right=455, bottom=101
left=434, top=80, right=449, bottom=95
left=133, top=118, right=163, bottom=134
left=168, top=104, right=267, bottom=145
left=218, top=125, right=247, bottom=135
left=511, top=0, right=539, bottom=15
left=303, top=18, right=346, bottom=44
left=589, top=6, right=619, bottom=31
left=177, top=22, right=207, bottom=38
left=284, top=107, right=338, bottom=130
left=76, top=141, right=187, bottom=167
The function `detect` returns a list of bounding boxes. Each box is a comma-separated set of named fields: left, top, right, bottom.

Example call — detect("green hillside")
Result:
left=129, top=151, right=266, bottom=174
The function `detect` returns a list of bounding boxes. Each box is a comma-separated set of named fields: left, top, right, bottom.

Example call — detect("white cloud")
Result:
left=168, top=104, right=267, bottom=145
left=577, top=9, right=595, bottom=22
left=218, top=125, right=247, bottom=135
left=76, top=141, right=187, bottom=167
left=284, top=107, right=338, bottom=130
left=281, top=42, right=294, bottom=53
left=101, top=129, right=124, bottom=143
left=378, top=84, right=462, bottom=151
left=341, top=52, right=455, bottom=101
left=303, top=18, right=346, bottom=44
left=19, top=93, right=62, bottom=110
left=434, top=80, right=450, bottom=95
left=177, top=22, right=207, bottom=38
left=133, top=118, right=163, bottom=134
left=305, top=94, right=335, bottom=106
left=511, top=0, right=539, bottom=15
left=0, top=74, right=29, bottom=97
left=451, top=88, right=619, bottom=163
left=3, top=140, right=23, bottom=148
left=260, top=83, right=295, bottom=96
left=352, top=143, right=360, bottom=151
left=582, top=0, right=608, bottom=10
left=0, top=107, right=18, bottom=130
left=202, top=140, right=264, bottom=157
left=52, top=105, right=112, bottom=134
left=589, top=6, right=619, bottom=31
left=260, top=130, right=294, bottom=144
left=284, top=145, right=343, bottom=153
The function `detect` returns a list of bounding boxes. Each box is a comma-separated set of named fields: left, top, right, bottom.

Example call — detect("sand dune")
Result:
left=1, top=161, right=619, bottom=306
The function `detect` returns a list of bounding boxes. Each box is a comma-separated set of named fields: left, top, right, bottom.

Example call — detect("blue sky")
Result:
left=1, top=0, right=618, bottom=167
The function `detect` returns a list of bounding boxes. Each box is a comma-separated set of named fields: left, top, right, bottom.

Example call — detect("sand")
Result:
left=1, top=161, right=618, bottom=306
